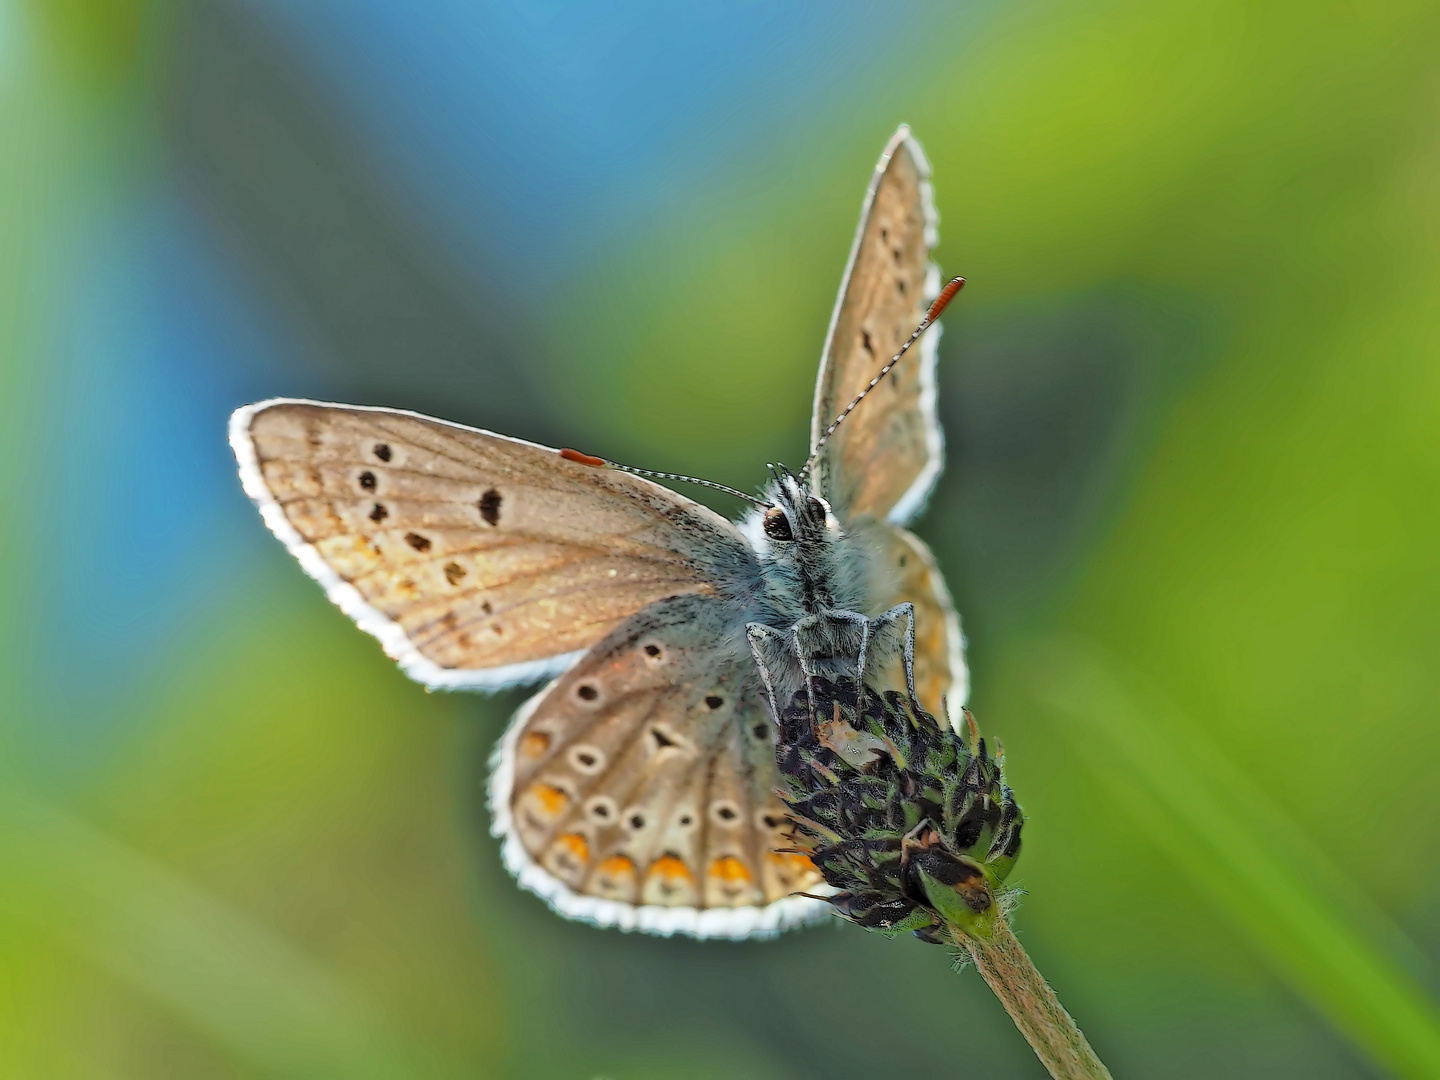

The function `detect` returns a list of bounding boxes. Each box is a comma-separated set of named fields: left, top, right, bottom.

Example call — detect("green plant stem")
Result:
left=1023, top=639, right=1440, bottom=1076
left=953, top=915, right=1113, bottom=1080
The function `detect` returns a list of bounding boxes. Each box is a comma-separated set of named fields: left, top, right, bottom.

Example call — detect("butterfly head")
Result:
left=750, top=465, right=864, bottom=617
left=760, top=465, right=836, bottom=544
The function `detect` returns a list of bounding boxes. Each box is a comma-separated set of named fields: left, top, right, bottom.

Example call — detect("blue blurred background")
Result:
left=3, top=1, right=1438, bottom=1076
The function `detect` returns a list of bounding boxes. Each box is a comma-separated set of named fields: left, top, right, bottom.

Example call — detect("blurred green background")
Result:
left=3, top=0, right=1438, bottom=1076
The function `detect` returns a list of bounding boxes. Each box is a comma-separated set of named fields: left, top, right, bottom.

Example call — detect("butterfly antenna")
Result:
left=557, top=448, right=771, bottom=507
left=801, top=276, right=965, bottom=479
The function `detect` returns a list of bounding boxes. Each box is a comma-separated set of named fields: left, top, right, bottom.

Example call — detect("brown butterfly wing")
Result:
left=230, top=399, right=758, bottom=689
left=811, top=125, right=944, bottom=525
left=856, top=518, right=969, bottom=716
left=491, top=594, right=826, bottom=937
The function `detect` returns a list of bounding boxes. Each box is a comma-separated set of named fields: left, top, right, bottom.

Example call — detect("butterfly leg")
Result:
left=746, top=622, right=794, bottom=724
left=790, top=619, right=819, bottom=721
left=868, top=603, right=920, bottom=715
left=748, top=609, right=886, bottom=724
left=853, top=613, right=872, bottom=716
left=812, top=613, right=875, bottom=714
left=791, top=610, right=879, bottom=715
left=787, top=611, right=874, bottom=673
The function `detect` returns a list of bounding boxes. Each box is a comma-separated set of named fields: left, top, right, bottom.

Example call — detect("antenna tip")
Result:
left=559, top=448, right=607, bottom=468
left=925, top=276, right=966, bottom=323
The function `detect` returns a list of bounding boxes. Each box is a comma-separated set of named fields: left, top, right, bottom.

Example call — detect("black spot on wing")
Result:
left=479, top=488, right=502, bottom=526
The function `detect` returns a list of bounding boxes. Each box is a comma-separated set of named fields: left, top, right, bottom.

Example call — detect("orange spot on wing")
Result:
left=557, top=833, right=589, bottom=862
left=559, top=448, right=606, bottom=467
left=519, top=732, right=551, bottom=759
left=709, top=855, right=753, bottom=885
left=647, top=855, right=693, bottom=884
left=767, top=850, right=815, bottom=874
left=526, top=782, right=569, bottom=818
left=597, top=855, right=636, bottom=879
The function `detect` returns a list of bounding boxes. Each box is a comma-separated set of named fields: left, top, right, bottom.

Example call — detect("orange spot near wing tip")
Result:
left=559, top=448, right=606, bottom=468
left=648, top=855, right=693, bottom=883
left=519, top=731, right=551, bottom=758
left=709, top=855, right=753, bottom=885
left=926, top=276, right=966, bottom=322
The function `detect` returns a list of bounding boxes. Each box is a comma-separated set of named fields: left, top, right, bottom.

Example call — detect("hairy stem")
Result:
left=955, top=916, right=1113, bottom=1080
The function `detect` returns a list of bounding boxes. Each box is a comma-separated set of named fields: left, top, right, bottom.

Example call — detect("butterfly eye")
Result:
left=807, top=497, right=828, bottom=522
left=762, top=507, right=794, bottom=542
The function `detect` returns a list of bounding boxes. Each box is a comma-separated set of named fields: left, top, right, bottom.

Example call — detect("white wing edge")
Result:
left=809, top=124, right=947, bottom=523
left=488, top=686, right=833, bottom=940
left=229, top=397, right=586, bottom=691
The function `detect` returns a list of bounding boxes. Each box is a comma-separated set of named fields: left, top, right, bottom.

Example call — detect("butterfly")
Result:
left=228, top=124, right=967, bottom=940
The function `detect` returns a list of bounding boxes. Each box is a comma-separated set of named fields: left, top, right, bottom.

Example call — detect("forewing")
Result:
left=490, top=594, right=827, bottom=939
left=811, top=125, right=944, bottom=525
left=862, top=520, right=968, bottom=720
left=230, top=399, right=757, bottom=689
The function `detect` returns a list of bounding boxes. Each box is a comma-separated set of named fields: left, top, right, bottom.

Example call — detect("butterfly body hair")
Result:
left=732, top=470, right=882, bottom=710
left=740, top=473, right=870, bottom=615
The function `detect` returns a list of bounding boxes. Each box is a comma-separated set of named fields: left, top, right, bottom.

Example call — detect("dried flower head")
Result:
left=774, top=676, right=1023, bottom=944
